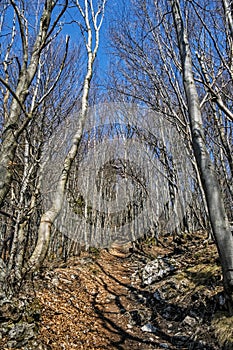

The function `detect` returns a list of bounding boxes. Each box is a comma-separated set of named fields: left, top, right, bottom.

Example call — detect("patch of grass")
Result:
left=212, top=312, right=233, bottom=349
left=88, top=246, right=100, bottom=258
left=174, top=263, right=222, bottom=298
left=185, top=264, right=221, bottom=286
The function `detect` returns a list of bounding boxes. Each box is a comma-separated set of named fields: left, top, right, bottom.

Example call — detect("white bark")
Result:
left=222, top=0, right=233, bottom=38
left=171, top=0, right=233, bottom=308
left=27, top=0, right=107, bottom=270
left=0, top=0, right=68, bottom=207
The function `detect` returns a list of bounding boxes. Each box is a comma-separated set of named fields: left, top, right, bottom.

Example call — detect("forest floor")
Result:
left=2, top=231, right=233, bottom=349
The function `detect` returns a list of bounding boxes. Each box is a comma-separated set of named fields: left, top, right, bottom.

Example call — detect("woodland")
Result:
left=0, top=0, right=233, bottom=349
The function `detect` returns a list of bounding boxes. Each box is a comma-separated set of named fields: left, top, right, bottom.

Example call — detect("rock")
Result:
left=0, top=299, right=22, bottom=322
left=141, top=323, right=157, bottom=333
left=182, top=315, right=197, bottom=327
left=24, top=299, right=41, bottom=323
left=0, top=322, right=11, bottom=339
left=141, top=257, right=175, bottom=285
left=153, top=290, right=163, bottom=301
left=218, top=294, right=226, bottom=306
left=0, top=296, right=41, bottom=348
left=105, top=293, right=116, bottom=302
left=128, top=308, right=152, bottom=327
left=137, top=294, right=147, bottom=304
left=51, top=276, right=59, bottom=286
left=174, top=333, right=189, bottom=342
left=7, top=322, right=35, bottom=348
left=159, top=344, right=169, bottom=349
left=160, top=305, right=183, bottom=322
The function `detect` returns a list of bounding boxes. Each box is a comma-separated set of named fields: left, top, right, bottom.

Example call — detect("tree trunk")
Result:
left=0, top=0, right=68, bottom=207
left=26, top=0, right=107, bottom=271
left=171, top=0, right=233, bottom=313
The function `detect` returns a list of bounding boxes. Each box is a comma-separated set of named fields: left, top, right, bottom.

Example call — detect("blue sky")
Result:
left=61, top=1, right=115, bottom=77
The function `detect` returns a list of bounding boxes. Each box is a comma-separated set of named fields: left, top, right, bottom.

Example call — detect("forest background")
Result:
left=0, top=0, right=233, bottom=317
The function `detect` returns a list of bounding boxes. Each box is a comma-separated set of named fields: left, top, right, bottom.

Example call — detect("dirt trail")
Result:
left=36, top=233, right=230, bottom=350
left=37, top=250, right=161, bottom=349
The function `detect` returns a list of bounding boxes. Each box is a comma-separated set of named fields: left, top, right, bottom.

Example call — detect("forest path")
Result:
left=36, top=233, right=228, bottom=350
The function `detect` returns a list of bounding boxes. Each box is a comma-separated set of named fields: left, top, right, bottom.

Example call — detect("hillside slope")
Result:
left=35, top=231, right=232, bottom=350
left=1, top=231, right=233, bottom=349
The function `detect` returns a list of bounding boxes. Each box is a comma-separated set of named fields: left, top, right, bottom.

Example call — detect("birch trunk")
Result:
left=171, top=0, right=233, bottom=312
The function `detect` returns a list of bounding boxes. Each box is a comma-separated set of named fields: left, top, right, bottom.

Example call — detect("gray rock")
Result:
left=218, top=294, right=225, bottom=306
left=0, top=322, right=11, bottom=338
left=141, top=257, right=175, bottom=285
left=153, top=290, right=163, bottom=301
left=7, top=322, right=35, bottom=347
left=182, top=315, right=197, bottom=327
left=159, top=344, right=169, bottom=349
left=105, top=293, right=116, bottom=302
left=141, top=323, right=157, bottom=333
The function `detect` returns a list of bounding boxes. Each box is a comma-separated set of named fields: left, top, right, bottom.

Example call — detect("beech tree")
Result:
left=108, top=0, right=233, bottom=311
left=0, top=0, right=69, bottom=208
left=0, top=0, right=73, bottom=297
left=27, top=0, right=107, bottom=271
left=171, top=0, right=233, bottom=311
left=0, top=0, right=107, bottom=297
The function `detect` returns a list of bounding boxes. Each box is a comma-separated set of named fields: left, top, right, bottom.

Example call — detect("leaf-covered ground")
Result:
left=34, top=231, right=233, bottom=350
left=1, top=231, right=233, bottom=349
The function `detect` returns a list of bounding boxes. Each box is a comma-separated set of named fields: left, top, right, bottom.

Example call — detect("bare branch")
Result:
left=0, top=77, right=27, bottom=116
left=10, top=0, right=28, bottom=68
left=32, top=36, right=70, bottom=113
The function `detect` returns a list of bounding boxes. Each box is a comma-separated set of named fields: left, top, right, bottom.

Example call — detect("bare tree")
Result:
left=27, top=0, right=107, bottom=271
left=0, top=2, right=91, bottom=296
left=171, top=0, right=233, bottom=311
left=107, top=0, right=208, bottom=231
left=0, top=0, right=69, bottom=207
left=107, top=0, right=233, bottom=311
